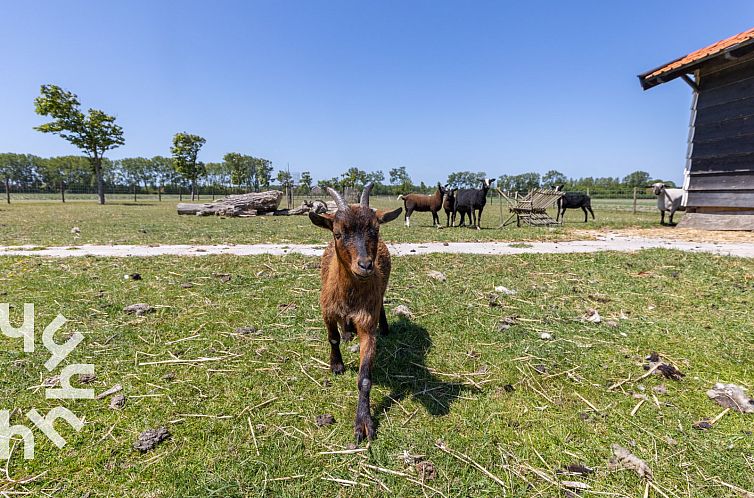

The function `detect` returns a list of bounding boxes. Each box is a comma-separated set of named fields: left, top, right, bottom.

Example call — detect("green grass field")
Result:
left=0, top=196, right=665, bottom=247
left=0, top=250, right=751, bottom=496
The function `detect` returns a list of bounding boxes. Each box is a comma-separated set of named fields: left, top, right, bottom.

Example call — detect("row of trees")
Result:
left=1, top=151, right=675, bottom=203
left=0, top=153, right=291, bottom=203
left=312, top=168, right=675, bottom=196
left=14, top=84, right=674, bottom=203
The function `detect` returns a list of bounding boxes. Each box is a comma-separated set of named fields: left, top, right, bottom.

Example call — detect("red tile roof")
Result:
left=641, top=27, right=754, bottom=86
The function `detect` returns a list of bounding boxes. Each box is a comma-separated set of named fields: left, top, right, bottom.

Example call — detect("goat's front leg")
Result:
left=355, top=330, right=376, bottom=442
left=325, top=319, right=344, bottom=375
left=379, top=305, right=389, bottom=336
left=669, top=210, right=676, bottom=225
left=660, top=210, right=666, bottom=225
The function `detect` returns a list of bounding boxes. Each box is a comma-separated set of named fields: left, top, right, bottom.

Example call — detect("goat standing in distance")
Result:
left=443, top=187, right=458, bottom=227
left=308, top=183, right=402, bottom=442
left=651, top=182, right=685, bottom=225
left=397, top=182, right=446, bottom=228
left=453, top=178, right=495, bottom=230
left=554, top=185, right=595, bottom=223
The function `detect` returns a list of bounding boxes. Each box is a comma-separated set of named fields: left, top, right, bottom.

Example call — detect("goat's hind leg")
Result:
left=355, top=330, right=376, bottom=442
left=325, top=319, right=345, bottom=375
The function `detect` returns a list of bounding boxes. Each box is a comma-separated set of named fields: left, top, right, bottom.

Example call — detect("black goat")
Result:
left=554, top=186, right=595, bottom=222
left=443, top=188, right=458, bottom=227
left=453, top=178, right=495, bottom=229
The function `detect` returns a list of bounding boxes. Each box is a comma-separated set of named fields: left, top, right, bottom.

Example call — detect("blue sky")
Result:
left=2, top=1, right=753, bottom=185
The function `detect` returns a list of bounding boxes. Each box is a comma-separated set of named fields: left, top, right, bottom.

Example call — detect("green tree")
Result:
left=34, top=84, right=124, bottom=204
left=510, top=172, right=541, bottom=192
left=119, top=157, right=153, bottom=201
left=276, top=169, right=293, bottom=186
left=542, top=169, right=567, bottom=187
left=255, top=158, right=273, bottom=191
left=447, top=171, right=486, bottom=188
left=0, top=153, right=33, bottom=204
left=497, top=174, right=514, bottom=191
left=299, top=171, right=313, bottom=194
left=204, top=162, right=229, bottom=196
left=171, top=132, right=206, bottom=200
left=366, top=170, right=385, bottom=185
left=389, top=166, right=410, bottom=185
left=150, top=156, right=175, bottom=201
left=318, top=177, right=343, bottom=190
left=622, top=170, right=651, bottom=188
left=42, top=155, right=90, bottom=202
left=340, top=167, right=367, bottom=189
left=223, top=152, right=254, bottom=190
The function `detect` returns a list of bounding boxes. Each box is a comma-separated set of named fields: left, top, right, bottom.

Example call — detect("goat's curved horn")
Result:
left=326, top=187, right=348, bottom=212
left=360, top=182, right=374, bottom=207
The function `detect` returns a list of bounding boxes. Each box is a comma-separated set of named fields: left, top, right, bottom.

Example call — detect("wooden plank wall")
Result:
left=688, top=51, right=754, bottom=209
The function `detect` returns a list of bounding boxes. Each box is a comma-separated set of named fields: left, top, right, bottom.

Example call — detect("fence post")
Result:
left=632, top=187, right=637, bottom=214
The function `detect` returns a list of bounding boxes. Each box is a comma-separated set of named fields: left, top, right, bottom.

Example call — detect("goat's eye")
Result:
left=333, top=232, right=342, bottom=240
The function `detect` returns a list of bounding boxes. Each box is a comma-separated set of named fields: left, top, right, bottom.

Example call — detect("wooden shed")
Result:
left=639, top=27, right=754, bottom=230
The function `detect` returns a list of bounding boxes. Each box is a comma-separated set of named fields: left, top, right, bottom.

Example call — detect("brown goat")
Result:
left=309, top=183, right=402, bottom=442
left=397, top=182, right=447, bottom=227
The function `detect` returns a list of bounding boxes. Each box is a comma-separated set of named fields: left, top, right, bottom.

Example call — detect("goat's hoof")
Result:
left=354, top=416, right=375, bottom=443
left=331, top=362, right=345, bottom=375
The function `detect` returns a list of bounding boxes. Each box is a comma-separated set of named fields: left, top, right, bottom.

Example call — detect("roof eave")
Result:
left=638, top=38, right=754, bottom=91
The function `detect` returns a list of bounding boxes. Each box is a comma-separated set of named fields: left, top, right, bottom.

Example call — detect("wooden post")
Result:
left=4, top=178, right=10, bottom=204
left=632, top=187, right=637, bottom=214
left=61, top=182, right=66, bottom=203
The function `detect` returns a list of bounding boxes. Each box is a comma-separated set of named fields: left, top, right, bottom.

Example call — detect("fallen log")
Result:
left=177, top=191, right=282, bottom=216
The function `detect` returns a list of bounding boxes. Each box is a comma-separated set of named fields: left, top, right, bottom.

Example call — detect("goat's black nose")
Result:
left=358, top=259, right=374, bottom=271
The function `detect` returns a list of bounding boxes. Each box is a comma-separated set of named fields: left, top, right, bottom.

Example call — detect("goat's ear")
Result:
left=309, top=211, right=334, bottom=231
left=376, top=207, right=402, bottom=225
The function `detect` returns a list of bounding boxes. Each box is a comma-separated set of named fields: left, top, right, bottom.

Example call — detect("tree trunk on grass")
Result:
left=61, top=182, right=66, bottom=203
left=177, top=190, right=282, bottom=216
left=4, top=178, right=9, bottom=204
left=94, top=156, right=105, bottom=205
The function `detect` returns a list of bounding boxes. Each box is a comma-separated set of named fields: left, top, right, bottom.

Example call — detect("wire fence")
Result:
left=1, top=183, right=657, bottom=199
left=1, top=187, right=660, bottom=217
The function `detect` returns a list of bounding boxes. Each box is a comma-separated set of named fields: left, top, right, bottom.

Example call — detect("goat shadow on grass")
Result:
left=371, top=317, right=469, bottom=426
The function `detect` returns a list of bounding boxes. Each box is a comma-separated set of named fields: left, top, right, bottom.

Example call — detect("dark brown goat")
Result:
left=309, top=183, right=402, bottom=442
left=397, top=182, right=446, bottom=227
left=443, top=187, right=458, bottom=227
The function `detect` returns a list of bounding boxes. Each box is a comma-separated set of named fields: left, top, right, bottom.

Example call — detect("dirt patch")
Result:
left=133, top=427, right=171, bottom=452
left=315, top=414, right=336, bottom=427
left=576, top=227, right=754, bottom=243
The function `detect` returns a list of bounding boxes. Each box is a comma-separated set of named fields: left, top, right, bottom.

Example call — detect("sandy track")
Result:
left=1, top=234, right=754, bottom=258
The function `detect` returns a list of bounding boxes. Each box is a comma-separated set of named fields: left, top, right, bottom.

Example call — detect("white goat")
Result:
left=651, top=182, right=685, bottom=225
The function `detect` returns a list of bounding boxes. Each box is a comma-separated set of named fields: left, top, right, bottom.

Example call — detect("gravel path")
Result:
left=2, top=234, right=754, bottom=258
